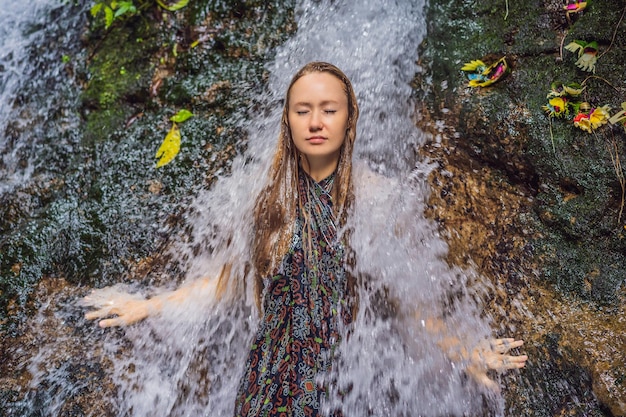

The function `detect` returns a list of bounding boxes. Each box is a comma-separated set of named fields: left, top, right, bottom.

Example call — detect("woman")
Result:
left=81, top=62, right=527, bottom=416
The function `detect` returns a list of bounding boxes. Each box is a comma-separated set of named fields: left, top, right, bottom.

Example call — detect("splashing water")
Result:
left=98, top=1, right=499, bottom=416
left=0, top=0, right=84, bottom=193
left=18, top=1, right=507, bottom=416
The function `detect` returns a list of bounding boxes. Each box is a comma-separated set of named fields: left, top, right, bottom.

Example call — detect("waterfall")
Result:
left=9, top=1, right=509, bottom=416
left=99, top=1, right=497, bottom=416
left=0, top=0, right=84, bottom=193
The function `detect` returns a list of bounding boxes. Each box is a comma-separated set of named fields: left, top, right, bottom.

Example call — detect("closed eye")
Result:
left=324, top=110, right=337, bottom=114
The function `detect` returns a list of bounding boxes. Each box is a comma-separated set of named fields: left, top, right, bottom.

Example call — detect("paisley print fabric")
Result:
left=234, top=169, right=351, bottom=417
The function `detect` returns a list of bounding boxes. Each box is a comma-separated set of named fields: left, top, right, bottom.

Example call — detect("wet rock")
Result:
left=0, top=277, right=118, bottom=416
left=416, top=0, right=626, bottom=415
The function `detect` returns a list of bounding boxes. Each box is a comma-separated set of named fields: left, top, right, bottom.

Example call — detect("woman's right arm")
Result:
left=81, top=264, right=231, bottom=328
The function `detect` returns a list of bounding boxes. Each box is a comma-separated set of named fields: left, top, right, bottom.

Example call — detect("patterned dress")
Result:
left=234, top=170, right=351, bottom=417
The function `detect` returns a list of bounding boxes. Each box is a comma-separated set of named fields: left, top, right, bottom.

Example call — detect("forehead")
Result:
left=289, top=72, right=347, bottom=104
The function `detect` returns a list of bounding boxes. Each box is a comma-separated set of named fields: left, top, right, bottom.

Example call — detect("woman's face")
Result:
left=288, top=72, right=349, bottom=168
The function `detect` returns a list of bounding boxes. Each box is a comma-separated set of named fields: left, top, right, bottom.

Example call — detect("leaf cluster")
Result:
left=90, top=0, right=189, bottom=29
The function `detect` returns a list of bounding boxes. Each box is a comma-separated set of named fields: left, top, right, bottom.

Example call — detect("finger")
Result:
left=78, top=295, right=102, bottom=308
left=507, top=354, right=528, bottom=368
left=498, top=354, right=528, bottom=370
left=79, top=296, right=117, bottom=311
left=494, top=339, right=524, bottom=353
left=78, top=287, right=116, bottom=306
left=99, top=316, right=126, bottom=328
left=85, top=307, right=113, bottom=321
left=84, top=304, right=123, bottom=320
left=490, top=338, right=511, bottom=351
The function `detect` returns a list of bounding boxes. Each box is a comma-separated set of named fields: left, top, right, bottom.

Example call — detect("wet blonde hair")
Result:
left=252, top=62, right=360, bottom=304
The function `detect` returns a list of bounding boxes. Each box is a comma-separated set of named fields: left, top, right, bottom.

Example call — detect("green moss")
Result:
left=81, top=14, right=160, bottom=145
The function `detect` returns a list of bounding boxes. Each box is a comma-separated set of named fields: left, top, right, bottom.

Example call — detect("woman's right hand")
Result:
left=79, top=285, right=161, bottom=328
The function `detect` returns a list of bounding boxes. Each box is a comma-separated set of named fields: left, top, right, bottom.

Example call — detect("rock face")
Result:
left=415, top=0, right=626, bottom=415
left=1, top=1, right=624, bottom=416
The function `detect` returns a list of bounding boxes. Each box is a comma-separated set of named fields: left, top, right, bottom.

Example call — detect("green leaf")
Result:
left=104, top=6, right=114, bottom=28
left=155, top=123, right=181, bottom=168
left=115, top=1, right=136, bottom=17
left=90, top=3, right=102, bottom=17
left=170, top=109, right=193, bottom=123
left=156, top=0, right=189, bottom=12
left=114, top=6, right=127, bottom=17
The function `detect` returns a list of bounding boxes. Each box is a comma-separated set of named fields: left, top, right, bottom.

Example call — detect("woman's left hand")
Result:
left=467, top=338, right=528, bottom=391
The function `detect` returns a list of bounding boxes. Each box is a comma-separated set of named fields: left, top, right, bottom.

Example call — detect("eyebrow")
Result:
left=291, top=99, right=341, bottom=107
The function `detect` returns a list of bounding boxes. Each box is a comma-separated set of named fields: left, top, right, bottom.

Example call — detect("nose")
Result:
left=309, top=111, right=322, bottom=131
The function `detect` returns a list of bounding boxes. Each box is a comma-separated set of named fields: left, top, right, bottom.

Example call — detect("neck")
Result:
left=300, top=154, right=339, bottom=182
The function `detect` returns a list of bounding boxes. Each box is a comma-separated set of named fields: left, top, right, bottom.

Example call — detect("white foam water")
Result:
left=0, top=0, right=83, bottom=193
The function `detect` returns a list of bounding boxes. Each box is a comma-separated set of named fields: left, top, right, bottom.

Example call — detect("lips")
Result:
left=307, top=136, right=326, bottom=144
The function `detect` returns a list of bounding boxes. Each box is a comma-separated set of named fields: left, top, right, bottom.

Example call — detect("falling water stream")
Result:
left=4, top=1, right=519, bottom=416
left=0, top=0, right=84, bottom=193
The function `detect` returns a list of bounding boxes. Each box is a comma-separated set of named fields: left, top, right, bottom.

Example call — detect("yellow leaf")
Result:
left=155, top=123, right=181, bottom=168
left=156, top=0, right=189, bottom=11
left=461, top=60, right=486, bottom=72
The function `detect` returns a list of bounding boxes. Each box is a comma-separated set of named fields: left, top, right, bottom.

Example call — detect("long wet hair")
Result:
left=251, top=62, right=360, bottom=307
